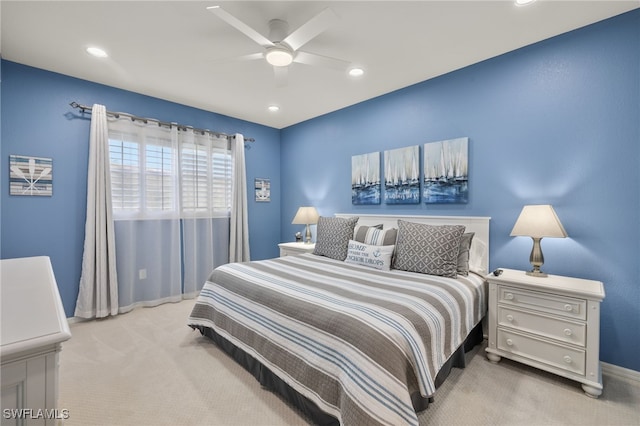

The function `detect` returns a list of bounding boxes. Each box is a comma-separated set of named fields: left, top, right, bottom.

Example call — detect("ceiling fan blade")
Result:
left=282, top=8, right=337, bottom=51
left=207, top=6, right=274, bottom=48
left=273, top=66, right=288, bottom=88
left=293, top=51, right=350, bottom=72
left=211, top=52, right=264, bottom=64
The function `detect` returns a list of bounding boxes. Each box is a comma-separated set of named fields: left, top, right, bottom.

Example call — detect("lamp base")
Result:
left=304, top=224, right=312, bottom=244
left=527, top=237, right=548, bottom=278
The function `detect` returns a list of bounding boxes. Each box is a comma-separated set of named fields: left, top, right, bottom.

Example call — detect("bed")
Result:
left=188, top=214, right=490, bottom=426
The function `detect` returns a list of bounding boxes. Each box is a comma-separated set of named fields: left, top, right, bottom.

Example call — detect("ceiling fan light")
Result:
left=265, top=48, right=293, bottom=67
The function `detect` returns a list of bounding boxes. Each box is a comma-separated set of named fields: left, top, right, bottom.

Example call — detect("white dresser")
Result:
left=278, top=242, right=316, bottom=257
left=1, top=257, right=72, bottom=425
left=485, top=268, right=605, bottom=398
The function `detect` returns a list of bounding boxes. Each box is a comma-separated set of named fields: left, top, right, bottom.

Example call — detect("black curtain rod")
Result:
left=69, top=102, right=255, bottom=142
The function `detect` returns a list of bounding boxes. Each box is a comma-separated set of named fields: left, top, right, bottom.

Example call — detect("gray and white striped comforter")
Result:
left=188, top=253, right=486, bottom=426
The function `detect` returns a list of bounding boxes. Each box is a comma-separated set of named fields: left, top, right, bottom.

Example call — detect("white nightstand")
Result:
left=485, top=268, right=605, bottom=398
left=278, top=242, right=316, bottom=257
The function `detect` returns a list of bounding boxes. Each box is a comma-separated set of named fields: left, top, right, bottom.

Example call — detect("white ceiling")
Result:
left=2, top=1, right=638, bottom=129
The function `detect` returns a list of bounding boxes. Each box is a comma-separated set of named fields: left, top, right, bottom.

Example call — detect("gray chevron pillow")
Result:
left=392, top=220, right=465, bottom=277
left=313, top=216, right=359, bottom=261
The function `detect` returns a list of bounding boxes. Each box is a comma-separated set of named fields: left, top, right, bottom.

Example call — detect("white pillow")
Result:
left=344, top=240, right=395, bottom=271
left=469, top=238, right=488, bottom=275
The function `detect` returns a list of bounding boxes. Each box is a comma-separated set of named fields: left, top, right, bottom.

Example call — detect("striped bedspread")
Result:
left=188, top=253, right=486, bottom=426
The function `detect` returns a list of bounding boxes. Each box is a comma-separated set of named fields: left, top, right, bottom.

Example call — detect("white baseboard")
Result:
left=602, top=362, right=640, bottom=382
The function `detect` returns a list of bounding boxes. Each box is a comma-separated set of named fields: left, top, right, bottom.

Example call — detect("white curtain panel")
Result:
left=107, top=118, right=182, bottom=313
left=114, top=219, right=182, bottom=313
left=180, top=129, right=231, bottom=297
left=229, top=134, right=251, bottom=262
left=75, top=104, right=119, bottom=319
left=182, top=217, right=230, bottom=297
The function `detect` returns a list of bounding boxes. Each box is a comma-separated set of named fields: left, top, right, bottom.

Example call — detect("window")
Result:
left=108, top=122, right=231, bottom=219
left=180, top=134, right=231, bottom=217
left=109, top=137, right=140, bottom=212
left=145, top=140, right=175, bottom=212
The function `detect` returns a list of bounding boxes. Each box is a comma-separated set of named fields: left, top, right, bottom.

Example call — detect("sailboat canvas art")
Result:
left=423, top=137, right=468, bottom=203
left=384, top=145, right=420, bottom=204
left=352, top=152, right=381, bottom=205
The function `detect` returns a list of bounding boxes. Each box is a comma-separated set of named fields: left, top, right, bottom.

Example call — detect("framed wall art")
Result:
left=384, top=145, right=420, bottom=204
left=254, top=178, right=270, bottom=202
left=9, top=155, right=53, bottom=196
left=351, top=151, right=381, bottom=205
left=423, top=137, right=468, bottom=203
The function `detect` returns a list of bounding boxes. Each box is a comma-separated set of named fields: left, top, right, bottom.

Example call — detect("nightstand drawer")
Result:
left=498, top=306, right=586, bottom=347
left=499, top=286, right=586, bottom=320
left=497, top=328, right=586, bottom=375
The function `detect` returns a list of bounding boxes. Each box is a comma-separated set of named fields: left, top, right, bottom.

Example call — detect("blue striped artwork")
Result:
left=9, top=155, right=53, bottom=196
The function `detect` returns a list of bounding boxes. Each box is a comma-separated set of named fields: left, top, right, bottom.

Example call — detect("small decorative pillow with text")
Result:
left=313, top=216, right=359, bottom=261
left=392, top=220, right=466, bottom=277
left=345, top=240, right=395, bottom=271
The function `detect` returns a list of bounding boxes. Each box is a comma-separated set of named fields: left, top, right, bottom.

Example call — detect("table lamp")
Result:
left=510, top=204, right=568, bottom=277
left=292, top=207, right=319, bottom=244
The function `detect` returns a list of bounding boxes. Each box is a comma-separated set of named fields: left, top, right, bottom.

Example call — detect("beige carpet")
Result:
left=58, top=299, right=640, bottom=426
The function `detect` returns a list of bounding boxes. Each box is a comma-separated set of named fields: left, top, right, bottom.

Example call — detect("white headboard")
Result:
left=335, top=213, right=491, bottom=274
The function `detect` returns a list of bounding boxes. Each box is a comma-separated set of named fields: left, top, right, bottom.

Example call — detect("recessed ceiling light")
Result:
left=268, top=105, right=280, bottom=112
left=86, top=47, right=108, bottom=58
left=515, top=0, right=536, bottom=6
left=348, top=68, right=364, bottom=77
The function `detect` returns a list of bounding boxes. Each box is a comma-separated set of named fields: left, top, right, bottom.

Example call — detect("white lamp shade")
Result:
left=510, top=205, right=568, bottom=238
left=292, top=207, right=319, bottom=225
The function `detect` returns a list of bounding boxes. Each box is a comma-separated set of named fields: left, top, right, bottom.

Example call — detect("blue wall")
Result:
left=0, top=61, right=282, bottom=317
left=281, top=10, right=640, bottom=371
left=2, top=9, right=638, bottom=372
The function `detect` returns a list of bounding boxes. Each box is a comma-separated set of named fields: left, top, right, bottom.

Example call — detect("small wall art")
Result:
left=254, top=178, right=270, bottom=202
left=423, top=137, right=468, bottom=203
left=9, top=155, right=53, bottom=196
left=384, top=145, right=420, bottom=204
left=351, top=151, right=381, bottom=205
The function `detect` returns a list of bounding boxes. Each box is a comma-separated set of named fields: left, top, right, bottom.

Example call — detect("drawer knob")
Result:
left=564, top=328, right=573, bottom=336
left=505, top=293, right=514, bottom=300
left=564, top=304, right=573, bottom=312
left=506, top=315, right=514, bottom=322
left=563, top=356, right=573, bottom=364
left=506, top=339, right=514, bottom=346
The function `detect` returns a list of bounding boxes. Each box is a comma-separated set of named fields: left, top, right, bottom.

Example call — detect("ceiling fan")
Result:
left=207, top=5, right=352, bottom=86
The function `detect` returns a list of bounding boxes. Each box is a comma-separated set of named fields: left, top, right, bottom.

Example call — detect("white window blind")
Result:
left=109, top=136, right=140, bottom=212
left=109, top=132, right=142, bottom=214
left=145, top=138, right=175, bottom=212
left=179, top=132, right=230, bottom=218
left=107, top=121, right=231, bottom=219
